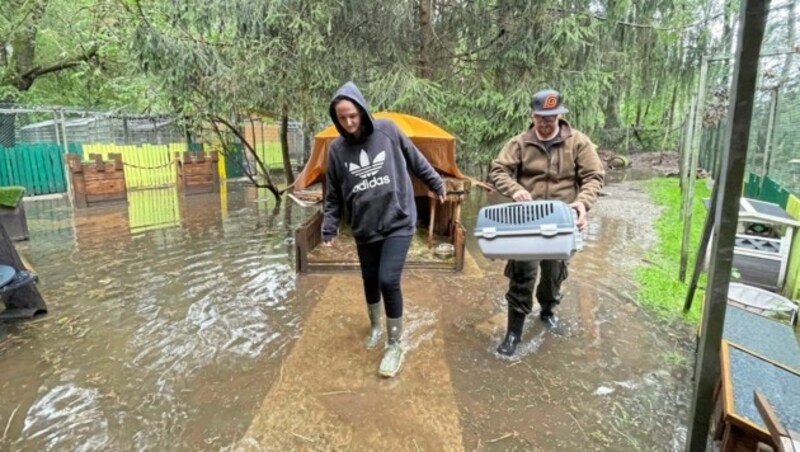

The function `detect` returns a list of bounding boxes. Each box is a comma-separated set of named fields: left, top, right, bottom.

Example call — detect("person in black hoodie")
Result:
left=321, top=81, right=445, bottom=378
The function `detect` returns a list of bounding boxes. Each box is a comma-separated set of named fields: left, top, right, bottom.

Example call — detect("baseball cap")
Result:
left=530, top=89, right=569, bottom=116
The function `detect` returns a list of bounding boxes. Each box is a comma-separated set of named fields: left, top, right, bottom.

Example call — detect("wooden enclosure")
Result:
left=66, top=153, right=128, bottom=209
left=293, top=177, right=469, bottom=274
left=176, top=151, right=220, bottom=195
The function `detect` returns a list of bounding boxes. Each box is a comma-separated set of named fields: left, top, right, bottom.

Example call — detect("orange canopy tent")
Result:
left=294, top=112, right=467, bottom=193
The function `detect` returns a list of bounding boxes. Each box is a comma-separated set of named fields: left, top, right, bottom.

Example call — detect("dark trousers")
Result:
left=355, top=235, right=413, bottom=319
left=504, top=259, right=569, bottom=315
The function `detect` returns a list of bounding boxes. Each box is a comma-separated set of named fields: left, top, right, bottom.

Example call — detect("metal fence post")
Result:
left=58, top=109, right=73, bottom=204
left=759, top=87, right=779, bottom=194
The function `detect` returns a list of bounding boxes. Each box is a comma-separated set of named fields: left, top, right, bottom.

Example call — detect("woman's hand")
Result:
left=322, top=238, right=335, bottom=247
left=438, top=189, right=447, bottom=204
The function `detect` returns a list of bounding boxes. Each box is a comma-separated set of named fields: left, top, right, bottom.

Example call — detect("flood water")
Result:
left=0, top=178, right=695, bottom=451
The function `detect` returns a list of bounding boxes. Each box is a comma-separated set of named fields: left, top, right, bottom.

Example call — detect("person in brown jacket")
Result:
left=489, top=89, right=605, bottom=356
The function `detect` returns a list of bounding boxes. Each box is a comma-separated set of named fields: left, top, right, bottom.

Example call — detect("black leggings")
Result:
left=355, top=235, right=413, bottom=319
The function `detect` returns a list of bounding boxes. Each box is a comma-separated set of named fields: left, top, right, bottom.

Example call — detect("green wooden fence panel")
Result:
left=0, top=144, right=71, bottom=195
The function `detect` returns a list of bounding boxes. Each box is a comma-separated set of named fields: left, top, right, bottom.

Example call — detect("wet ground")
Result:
left=0, top=176, right=695, bottom=451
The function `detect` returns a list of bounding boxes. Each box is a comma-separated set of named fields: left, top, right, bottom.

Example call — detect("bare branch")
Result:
left=213, top=115, right=282, bottom=201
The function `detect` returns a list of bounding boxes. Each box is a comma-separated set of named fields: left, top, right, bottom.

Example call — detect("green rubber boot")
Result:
left=378, top=317, right=405, bottom=378
left=366, top=303, right=382, bottom=350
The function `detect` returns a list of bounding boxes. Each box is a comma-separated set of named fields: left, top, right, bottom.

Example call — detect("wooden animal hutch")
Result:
left=175, top=151, right=220, bottom=195
left=66, top=153, right=128, bottom=208
left=705, top=197, right=800, bottom=292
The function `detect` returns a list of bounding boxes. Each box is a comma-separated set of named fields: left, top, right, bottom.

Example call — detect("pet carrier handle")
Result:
left=480, top=227, right=497, bottom=239
left=540, top=224, right=558, bottom=237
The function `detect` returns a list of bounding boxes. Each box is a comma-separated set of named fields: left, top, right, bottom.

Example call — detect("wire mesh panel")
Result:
left=694, top=6, right=800, bottom=198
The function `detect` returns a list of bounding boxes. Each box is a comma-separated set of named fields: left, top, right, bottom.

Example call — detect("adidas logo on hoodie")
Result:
left=349, top=150, right=391, bottom=193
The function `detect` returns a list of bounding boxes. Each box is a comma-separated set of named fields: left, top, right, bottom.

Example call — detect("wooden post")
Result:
left=428, top=194, right=436, bottom=248
left=685, top=1, right=770, bottom=450
left=680, top=58, right=709, bottom=282
left=66, top=154, right=88, bottom=208
left=680, top=95, right=697, bottom=219
left=759, top=88, right=779, bottom=194
left=454, top=222, right=465, bottom=272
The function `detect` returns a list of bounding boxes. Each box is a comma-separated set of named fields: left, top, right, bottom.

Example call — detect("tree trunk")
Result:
left=603, top=93, right=621, bottom=130
left=281, top=106, right=295, bottom=185
left=418, top=0, right=434, bottom=79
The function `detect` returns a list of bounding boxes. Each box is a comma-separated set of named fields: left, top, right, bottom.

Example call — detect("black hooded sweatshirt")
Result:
left=321, top=82, right=444, bottom=244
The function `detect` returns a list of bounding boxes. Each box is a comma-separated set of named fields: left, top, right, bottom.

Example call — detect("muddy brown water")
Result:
left=0, top=178, right=694, bottom=451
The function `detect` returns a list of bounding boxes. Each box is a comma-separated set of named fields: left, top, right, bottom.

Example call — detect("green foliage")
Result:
left=0, top=0, right=151, bottom=109
left=3, top=0, right=726, bottom=168
left=635, top=178, right=710, bottom=324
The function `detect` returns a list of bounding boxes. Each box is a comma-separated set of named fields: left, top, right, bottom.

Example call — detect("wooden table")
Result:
left=713, top=341, right=800, bottom=451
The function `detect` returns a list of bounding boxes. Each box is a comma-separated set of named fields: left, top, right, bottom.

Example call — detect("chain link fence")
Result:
left=0, top=106, right=306, bottom=195
left=693, top=9, right=799, bottom=205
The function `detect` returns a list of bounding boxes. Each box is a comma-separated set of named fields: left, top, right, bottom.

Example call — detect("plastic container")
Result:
left=474, top=200, right=582, bottom=260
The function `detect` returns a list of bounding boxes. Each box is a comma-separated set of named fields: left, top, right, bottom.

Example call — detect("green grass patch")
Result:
left=0, top=186, right=25, bottom=208
left=634, top=178, right=709, bottom=324
left=662, top=350, right=688, bottom=367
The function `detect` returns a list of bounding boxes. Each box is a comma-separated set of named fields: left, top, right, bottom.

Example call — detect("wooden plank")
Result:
left=722, top=340, right=735, bottom=417
left=25, top=145, right=37, bottom=195
left=30, top=145, right=42, bottom=195
left=145, top=145, right=154, bottom=187
left=41, top=145, right=55, bottom=194
left=18, top=146, right=29, bottom=189
left=37, top=145, right=51, bottom=194
left=38, top=145, right=48, bottom=194
left=20, top=145, right=35, bottom=194
left=454, top=222, right=465, bottom=272
left=753, top=390, right=794, bottom=452
left=15, top=146, right=27, bottom=193
left=85, top=180, right=126, bottom=195
left=14, top=146, right=26, bottom=193
left=82, top=169, right=124, bottom=181
left=36, top=145, right=47, bottom=194
left=51, top=146, right=66, bottom=193
left=9, top=146, right=21, bottom=187
left=47, top=146, right=60, bottom=193
left=0, top=147, right=8, bottom=186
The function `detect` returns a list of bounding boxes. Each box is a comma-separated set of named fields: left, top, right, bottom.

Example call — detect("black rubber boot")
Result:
left=539, top=300, right=565, bottom=335
left=539, top=300, right=556, bottom=321
left=497, top=309, right=526, bottom=356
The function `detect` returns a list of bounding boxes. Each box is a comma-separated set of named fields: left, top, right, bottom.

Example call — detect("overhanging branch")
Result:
left=17, top=45, right=99, bottom=90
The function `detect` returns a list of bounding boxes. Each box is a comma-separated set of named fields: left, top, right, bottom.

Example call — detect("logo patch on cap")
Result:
left=543, top=95, right=558, bottom=110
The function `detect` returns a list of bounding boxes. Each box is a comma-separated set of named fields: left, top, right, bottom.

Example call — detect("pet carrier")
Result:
left=474, top=200, right=582, bottom=260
